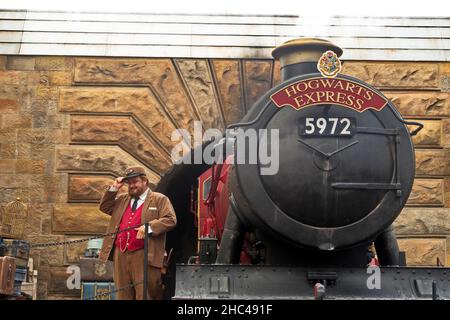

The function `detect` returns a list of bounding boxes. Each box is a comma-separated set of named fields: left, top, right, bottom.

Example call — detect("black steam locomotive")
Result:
left=157, top=38, right=450, bottom=299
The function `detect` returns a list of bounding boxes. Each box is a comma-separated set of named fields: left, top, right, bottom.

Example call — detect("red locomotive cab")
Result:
left=195, top=156, right=252, bottom=264
left=197, top=164, right=228, bottom=240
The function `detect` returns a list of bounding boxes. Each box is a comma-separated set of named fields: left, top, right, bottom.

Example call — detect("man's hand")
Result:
left=111, top=177, right=125, bottom=190
left=135, top=225, right=152, bottom=239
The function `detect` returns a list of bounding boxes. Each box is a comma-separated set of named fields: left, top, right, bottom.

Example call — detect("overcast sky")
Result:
left=0, top=0, right=448, bottom=16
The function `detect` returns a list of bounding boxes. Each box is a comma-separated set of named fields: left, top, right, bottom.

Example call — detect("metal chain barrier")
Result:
left=27, top=222, right=150, bottom=300
left=29, top=222, right=147, bottom=248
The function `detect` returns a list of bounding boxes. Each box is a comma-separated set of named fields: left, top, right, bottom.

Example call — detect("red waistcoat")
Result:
left=115, top=202, right=144, bottom=252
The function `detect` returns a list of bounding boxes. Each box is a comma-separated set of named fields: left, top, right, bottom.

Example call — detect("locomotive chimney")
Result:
left=272, top=38, right=343, bottom=81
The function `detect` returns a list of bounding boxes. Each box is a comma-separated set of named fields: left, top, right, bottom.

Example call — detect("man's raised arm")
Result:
left=99, top=177, right=125, bottom=216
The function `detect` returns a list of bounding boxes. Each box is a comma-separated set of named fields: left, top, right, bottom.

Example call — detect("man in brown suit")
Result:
left=98, top=166, right=177, bottom=300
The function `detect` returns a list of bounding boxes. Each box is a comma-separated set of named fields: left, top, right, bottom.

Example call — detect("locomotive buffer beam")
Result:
left=174, top=265, right=450, bottom=300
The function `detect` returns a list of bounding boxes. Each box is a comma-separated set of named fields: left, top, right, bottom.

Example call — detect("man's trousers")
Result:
left=113, top=247, right=163, bottom=300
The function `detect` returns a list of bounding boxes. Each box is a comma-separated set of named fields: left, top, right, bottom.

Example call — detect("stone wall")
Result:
left=0, top=56, right=449, bottom=299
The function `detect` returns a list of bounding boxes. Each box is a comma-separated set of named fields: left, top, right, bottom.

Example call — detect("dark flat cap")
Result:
left=123, top=166, right=146, bottom=180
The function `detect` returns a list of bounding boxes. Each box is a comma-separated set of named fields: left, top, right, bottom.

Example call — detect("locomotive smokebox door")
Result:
left=230, top=38, right=416, bottom=251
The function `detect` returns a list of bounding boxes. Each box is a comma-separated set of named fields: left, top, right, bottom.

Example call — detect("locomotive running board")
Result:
left=174, top=264, right=450, bottom=300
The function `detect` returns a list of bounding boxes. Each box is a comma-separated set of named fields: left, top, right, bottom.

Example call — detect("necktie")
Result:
left=131, top=197, right=138, bottom=212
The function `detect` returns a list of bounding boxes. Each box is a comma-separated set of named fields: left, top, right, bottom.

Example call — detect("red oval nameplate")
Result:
left=270, top=77, right=388, bottom=113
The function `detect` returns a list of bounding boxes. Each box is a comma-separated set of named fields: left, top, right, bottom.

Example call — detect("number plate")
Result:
left=299, top=117, right=356, bottom=137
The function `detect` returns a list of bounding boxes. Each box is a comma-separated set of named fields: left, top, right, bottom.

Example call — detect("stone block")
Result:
left=0, top=56, right=6, bottom=70
left=37, top=71, right=72, bottom=86
left=443, top=119, right=450, bottom=149
left=36, top=57, right=74, bottom=71
left=447, top=237, right=450, bottom=266
left=30, top=143, right=54, bottom=160
left=211, top=59, right=245, bottom=125
left=0, top=85, right=22, bottom=100
left=0, top=97, right=19, bottom=113
left=1, top=113, right=31, bottom=129
left=29, top=202, right=52, bottom=219
left=68, top=175, right=115, bottom=202
left=394, top=208, right=450, bottom=235
left=27, top=235, right=65, bottom=267
left=17, top=129, right=48, bottom=144
left=272, top=59, right=282, bottom=86
left=55, top=145, right=160, bottom=187
left=70, top=115, right=171, bottom=174
left=0, top=189, right=24, bottom=204
left=16, top=143, right=31, bottom=159
left=25, top=72, right=42, bottom=86
left=26, top=213, right=42, bottom=237
left=32, top=111, right=48, bottom=128
left=0, top=188, right=31, bottom=203
left=0, top=174, right=31, bottom=188
left=445, top=178, right=450, bottom=208
left=6, top=56, right=35, bottom=71
left=343, top=62, right=439, bottom=89
left=51, top=71, right=73, bottom=85
left=397, top=238, right=446, bottom=266
left=176, top=59, right=224, bottom=130
left=146, top=60, right=199, bottom=134
left=52, top=204, right=111, bottom=234
left=64, top=236, right=89, bottom=264
left=415, top=149, right=450, bottom=176
left=44, top=174, right=68, bottom=203
left=16, top=159, right=46, bottom=174
left=74, top=57, right=149, bottom=83
left=410, top=119, right=442, bottom=147
left=31, top=112, right=67, bottom=129
left=0, top=129, right=17, bottom=143
left=18, top=129, right=70, bottom=145
left=385, top=92, right=449, bottom=117
left=41, top=218, right=52, bottom=234
left=35, top=86, right=59, bottom=100
left=0, top=143, right=16, bottom=158
left=407, top=179, right=444, bottom=206
left=29, top=187, right=47, bottom=203
left=243, top=60, right=273, bottom=110
left=0, top=71, right=27, bottom=85
left=440, top=63, right=450, bottom=92
left=0, top=159, right=16, bottom=173
left=31, top=99, right=57, bottom=114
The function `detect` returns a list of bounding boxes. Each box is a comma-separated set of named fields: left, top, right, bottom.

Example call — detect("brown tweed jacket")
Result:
left=98, top=189, right=177, bottom=268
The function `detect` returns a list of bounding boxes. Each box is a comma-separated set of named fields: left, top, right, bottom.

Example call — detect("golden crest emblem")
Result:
left=94, top=262, right=107, bottom=277
left=317, top=50, right=342, bottom=78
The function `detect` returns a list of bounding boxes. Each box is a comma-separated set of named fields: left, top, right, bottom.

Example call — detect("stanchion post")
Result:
left=143, top=223, right=149, bottom=300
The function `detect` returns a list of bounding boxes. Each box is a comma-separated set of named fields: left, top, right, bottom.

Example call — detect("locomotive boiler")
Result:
left=157, top=38, right=450, bottom=299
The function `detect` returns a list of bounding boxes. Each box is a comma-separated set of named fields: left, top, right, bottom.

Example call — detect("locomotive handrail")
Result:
left=388, top=104, right=424, bottom=136
left=402, top=120, right=424, bottom=136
